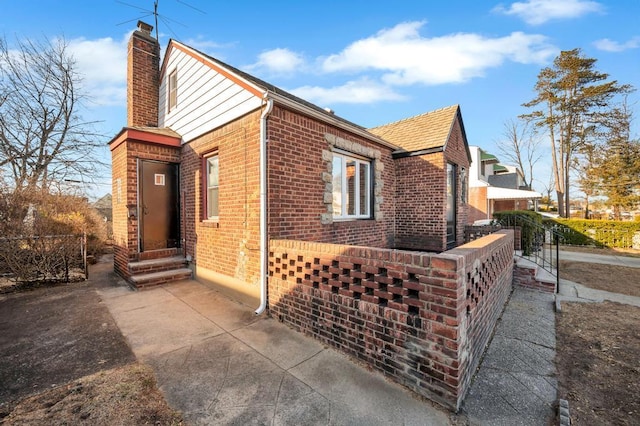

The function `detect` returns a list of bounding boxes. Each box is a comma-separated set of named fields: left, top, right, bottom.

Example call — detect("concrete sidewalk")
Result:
left=460, top=287, right=557, bottom=425
left=460, top=249, right=640, bottom=425
left=557, top=249, right=640, bottom=308
left=94, top=249, right=639, bottom=425
left=97, top=277, right=451, bottom=425
left=558, top=250, right=640, bottom=268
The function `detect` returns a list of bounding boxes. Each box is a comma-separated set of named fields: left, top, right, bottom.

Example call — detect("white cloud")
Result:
left=322, top=21, right=556, bottom=86
left=291, top=78, right=406, bottom=105
left=182, top=36, right=231, bottom=54
left=593, top=37, right=640, bottom=52
left=493, top=0, right=603, bottom=25
left=246, top=48, right=305, bottom=75
left=67, top=34, right=128, bottom=106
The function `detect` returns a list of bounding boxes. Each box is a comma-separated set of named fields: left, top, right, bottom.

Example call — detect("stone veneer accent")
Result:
left=321, top=133, right=384, bottom=224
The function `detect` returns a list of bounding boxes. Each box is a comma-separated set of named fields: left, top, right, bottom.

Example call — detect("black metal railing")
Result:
left=497, top=214, right=561, bottom=292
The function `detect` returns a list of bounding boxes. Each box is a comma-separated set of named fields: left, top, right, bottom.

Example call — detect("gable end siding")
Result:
left=159, top=46, right=262, bottom=143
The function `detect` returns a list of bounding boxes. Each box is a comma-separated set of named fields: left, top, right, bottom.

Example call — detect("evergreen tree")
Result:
left=592, top=99, right=640, bottom=218
left=522, top=48, right=631, bottom=217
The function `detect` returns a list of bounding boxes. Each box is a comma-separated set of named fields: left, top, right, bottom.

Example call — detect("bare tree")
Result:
left=495, top=118, right=541, bottom=189
left=0, top=36, right=105, bottom=192
left=539, top=172, right=556, bottom=212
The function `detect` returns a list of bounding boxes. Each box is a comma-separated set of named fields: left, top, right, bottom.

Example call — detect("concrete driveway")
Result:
left=97, top=267, right=451, bottom=425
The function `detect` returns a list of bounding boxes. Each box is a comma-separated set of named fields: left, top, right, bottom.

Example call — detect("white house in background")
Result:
left=467, top=146, right=541, bottom=224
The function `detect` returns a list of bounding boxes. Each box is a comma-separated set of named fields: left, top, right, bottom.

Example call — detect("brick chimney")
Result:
left=127, top=21, right=159, bottom=127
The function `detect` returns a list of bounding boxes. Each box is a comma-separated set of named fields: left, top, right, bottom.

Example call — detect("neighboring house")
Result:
left=110, top=22, right=515, bottom=411
left=467, top=146, right=541, bottom=224
left=92, top=193, right=113, bottom=222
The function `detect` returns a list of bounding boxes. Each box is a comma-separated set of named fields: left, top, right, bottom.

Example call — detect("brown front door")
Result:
left=139, top=160, right=179, bottom=251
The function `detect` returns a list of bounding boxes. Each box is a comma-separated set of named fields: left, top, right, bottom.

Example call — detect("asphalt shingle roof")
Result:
left=368, top=105, right=459, bottom=153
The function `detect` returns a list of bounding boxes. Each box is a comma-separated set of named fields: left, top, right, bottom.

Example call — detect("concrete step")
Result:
left=514, top=257, right=556, bottom=293
left=129, top=268, right=193, bottom=289
left=138, top=248, right=181, bottom=261
left=128, top=255, right=187, bottom=274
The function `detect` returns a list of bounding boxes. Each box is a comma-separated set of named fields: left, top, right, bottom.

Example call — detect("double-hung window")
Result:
left=205, top=154, right=219, bottom=220
left=168, top=69, right=177, bottom=112
left=332, top=151, right=371, bottom=219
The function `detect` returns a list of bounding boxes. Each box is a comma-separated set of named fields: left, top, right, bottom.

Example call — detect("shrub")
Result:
left=544, top=218, right=640, bottom=249
left=493, top=210, right=543, bottom=256
left=0, top=187, right=109, bottom=282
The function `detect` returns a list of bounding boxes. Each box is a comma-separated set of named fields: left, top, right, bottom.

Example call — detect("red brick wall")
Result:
left=111, top=140, right=129, bottom=278
left=513, top=264, right=555, bottom=292
left=447, top=233, right=513, bottom=402
left=110, top=139, right=180, bottom=279
left=267, top=105, right=396, bottom=247
left=394, top=153, right=446, bottom=251
left=268, top=230, right=514, bottom=411
left=394, top=116, right=470, bottom=252
left=494, top=199, right=528, bottom=212
left=127, top=29, right=159, bottom=127
left=180, top=110, right=262, bottom=287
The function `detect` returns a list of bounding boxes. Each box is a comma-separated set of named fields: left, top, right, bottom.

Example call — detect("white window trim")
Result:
left=168, top=69, right=177, bottom=113
left=332, top=151, right=372, bottom=220
left=322, top=133, right=384, bottom=225
left=205, top=154, right=219, bottom=221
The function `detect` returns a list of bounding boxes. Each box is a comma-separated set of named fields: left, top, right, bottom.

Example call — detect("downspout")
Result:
left=255, top=94, right=274, bottom=315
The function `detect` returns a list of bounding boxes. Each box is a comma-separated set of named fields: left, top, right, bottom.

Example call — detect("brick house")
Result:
left=110, top=22, right=515, bottom=411
left=467, top=146, right=541, bottom=224
left=111, top=21, right=471, bottom=300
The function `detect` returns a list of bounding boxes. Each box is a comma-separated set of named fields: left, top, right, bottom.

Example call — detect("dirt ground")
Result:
left=1, top=363, right=182, bottom=425
left=0, top=258, right=183, bottom=424
left=556, top=302, right=640, bottom=425
left=559, top=260, right=640, bottom=297
left=556, top=246, right=640, bottom=425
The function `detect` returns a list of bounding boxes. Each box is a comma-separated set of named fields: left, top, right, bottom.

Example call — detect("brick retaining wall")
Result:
left=268, top=230, right=514, bottom=411
left=513, top=264, right=555, bottom=293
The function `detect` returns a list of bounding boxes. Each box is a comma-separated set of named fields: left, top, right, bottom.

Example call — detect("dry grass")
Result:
left=556, top=245, right=640, bottom=425
left=559, top=261, right=640, bottom=298
left=1, top=363, right=183, bottom=425
left=556, top=302, right=640, bottom=425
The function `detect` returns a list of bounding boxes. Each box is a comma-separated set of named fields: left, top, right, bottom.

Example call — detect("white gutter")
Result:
left=255, top=95, right=274, bottom=315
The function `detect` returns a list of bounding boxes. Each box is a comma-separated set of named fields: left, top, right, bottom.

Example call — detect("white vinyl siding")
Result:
left=159, top=45, right=262, bottom=143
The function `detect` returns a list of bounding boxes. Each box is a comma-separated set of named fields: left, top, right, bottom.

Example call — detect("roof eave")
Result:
left=163, top=40, right=398, bottom=150
left=266, top=91, right=400, bottom=150
left=392, top=146, right=444, bottom=159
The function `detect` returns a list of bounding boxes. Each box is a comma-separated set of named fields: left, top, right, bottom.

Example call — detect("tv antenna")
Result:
left=116, top=0, right=206, bottom=40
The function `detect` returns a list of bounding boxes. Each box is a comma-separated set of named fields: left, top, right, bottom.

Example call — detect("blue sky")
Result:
left=2, top=0, right=639, bottom=197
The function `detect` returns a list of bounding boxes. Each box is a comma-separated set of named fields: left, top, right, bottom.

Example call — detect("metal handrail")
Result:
left=498, top=214, right=561, bottom=293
